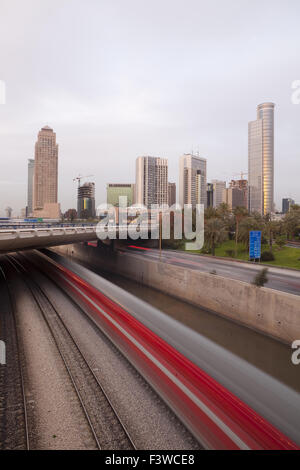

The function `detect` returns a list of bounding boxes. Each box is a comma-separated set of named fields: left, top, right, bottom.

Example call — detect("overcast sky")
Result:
left=0, top=0, right=299, bottom=215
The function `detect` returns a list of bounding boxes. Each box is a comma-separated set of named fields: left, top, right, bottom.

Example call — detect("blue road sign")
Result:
left=249, top=231, right=261, bottom=259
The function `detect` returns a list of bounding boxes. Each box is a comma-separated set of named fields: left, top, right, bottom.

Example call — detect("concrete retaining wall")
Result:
left=53, top=244, right=300, bottom=344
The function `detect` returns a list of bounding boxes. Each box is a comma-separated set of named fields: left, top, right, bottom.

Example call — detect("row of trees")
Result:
left=63, top=203, right=300, bottom=257
left=63, top=208, right=94, bottom=221
left=204, top=203, right=300, bottom=256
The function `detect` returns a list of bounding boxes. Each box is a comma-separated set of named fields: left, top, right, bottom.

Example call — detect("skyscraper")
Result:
left=77, top=182, right=95, bottom=218
left=222, top=187, right=244, bottom=211
left=229, top=179, right=248, bottom=209
left=282, top=198, right=295, bottom=214
left=207, top=183, right=214, bottom=208
left=179, top=154, right=207, bottom=208
left=248, top=103, right=275, bottom=215
left=211, top=180, right=226, bottom=208
left=168, top=182, right=176, bottom=206
left=33, top=125, right=60, bottom=218
left=135, top=156, right=168, bottom=208
left=27, top=158, right=34, bottom=217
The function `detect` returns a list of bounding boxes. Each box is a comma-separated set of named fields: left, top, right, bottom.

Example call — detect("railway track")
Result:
left=0, top=264, right=30, bottom=450
left=7, top=255, right=136, bottom=450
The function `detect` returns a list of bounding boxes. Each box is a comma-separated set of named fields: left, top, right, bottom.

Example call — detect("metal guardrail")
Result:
left=0, top=223, right=98, bottom=230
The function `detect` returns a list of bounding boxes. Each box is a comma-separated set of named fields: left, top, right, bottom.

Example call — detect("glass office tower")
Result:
left=248, top=103, right=275, bottom=215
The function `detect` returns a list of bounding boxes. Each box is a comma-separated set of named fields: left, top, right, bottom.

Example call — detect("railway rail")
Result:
left=6, top=255, right=136, bottom=451
left=0, top=264, right=30, bottom=450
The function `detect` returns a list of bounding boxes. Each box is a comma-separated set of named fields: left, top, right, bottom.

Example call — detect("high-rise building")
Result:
left=229, top=179, right=248, bottom=209
left=77, top=182, right=95, bottom=218
left=222, top=187, right=245, bottom=211
left=211, top=180, right=226, bottom=208
left=179, top=154, right=207, bottom=208
left=168, top=182, right=176, bottom=206
left=5, top=207, right=12, bottom=218
left=248, top=102, right=275, bottom=215
left=107, top=184, right=135, bottom=207
left=33, top=125, right=60, bottom=218
left=27, top=159, right=34, bottom=217
left=207, top=183, right=214, bottom=208
left=282, top=198, right=295, bottom=214
left=135, top=156, right=168, bottom=208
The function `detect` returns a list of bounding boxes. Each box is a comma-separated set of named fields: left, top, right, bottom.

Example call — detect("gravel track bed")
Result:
left=25, top=276, right=136, bottom=450
left=0, top=267, right=28, bottom=450
left=4, top=257, right=95, bottom=450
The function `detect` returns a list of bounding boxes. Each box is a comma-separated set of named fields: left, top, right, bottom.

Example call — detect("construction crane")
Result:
left=232, top=171, right=248, bottom=180
left=73, top=174, right=94, bottom=188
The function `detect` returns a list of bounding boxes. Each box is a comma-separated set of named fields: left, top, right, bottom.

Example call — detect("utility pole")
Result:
left=159, top=211, right=162, bottom=259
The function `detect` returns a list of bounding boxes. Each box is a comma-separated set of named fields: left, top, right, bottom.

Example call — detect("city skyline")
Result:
left=2, top=110, right=299, bottom=217
left=1, top=1, right=300, bottom=454
left=0, top=0, right=300, bottom=215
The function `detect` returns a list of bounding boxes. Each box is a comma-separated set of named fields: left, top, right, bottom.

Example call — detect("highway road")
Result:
left=125, top=247, right=300, bottom=296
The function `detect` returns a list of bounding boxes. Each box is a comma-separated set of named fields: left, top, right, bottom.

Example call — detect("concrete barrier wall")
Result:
left=54, top=244, right=300, bottom=344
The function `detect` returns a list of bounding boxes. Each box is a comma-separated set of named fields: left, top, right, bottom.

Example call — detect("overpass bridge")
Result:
left=0, top=224, right=159, bottom=254
left=0, top=226, right=98, bottom=254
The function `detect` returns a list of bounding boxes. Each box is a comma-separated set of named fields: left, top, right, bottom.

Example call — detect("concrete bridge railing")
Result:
left=0, top=226, right=98, bottom=253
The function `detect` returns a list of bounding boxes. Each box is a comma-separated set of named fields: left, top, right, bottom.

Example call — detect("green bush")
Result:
left=261, top=251, right=275, bottom=261
left=253, top=268, right=269, bottom=287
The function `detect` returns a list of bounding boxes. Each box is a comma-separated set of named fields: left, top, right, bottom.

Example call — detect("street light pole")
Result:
left=159, top=211, right=162, bottom=259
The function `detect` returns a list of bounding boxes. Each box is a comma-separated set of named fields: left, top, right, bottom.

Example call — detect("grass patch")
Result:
left=214, top=240, right=248, bottom=260
left=179, top=239, right=300, bottom=270
left=262, top=246, right=300, bottom=270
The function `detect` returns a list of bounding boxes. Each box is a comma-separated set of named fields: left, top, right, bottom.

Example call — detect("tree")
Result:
left=263, top=214, right=280, bottom=252
left=80, top=209, right=91, bottom=220
left=216, top=203, right=230, bottom=219
left=251, top=211, right=264, bottom=224
left=204, top=207, right=218, bottom=220
left=283, top=208, right=300, bottom=239
left=233, top=206, right=249, bottom=256
left=216, top=203, right=232, bottom=231
left=204, top=218, right=227, bottom=256
left=275, top=235, right=286, bottom=249
left=65, top=208, right=77, bottom=221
